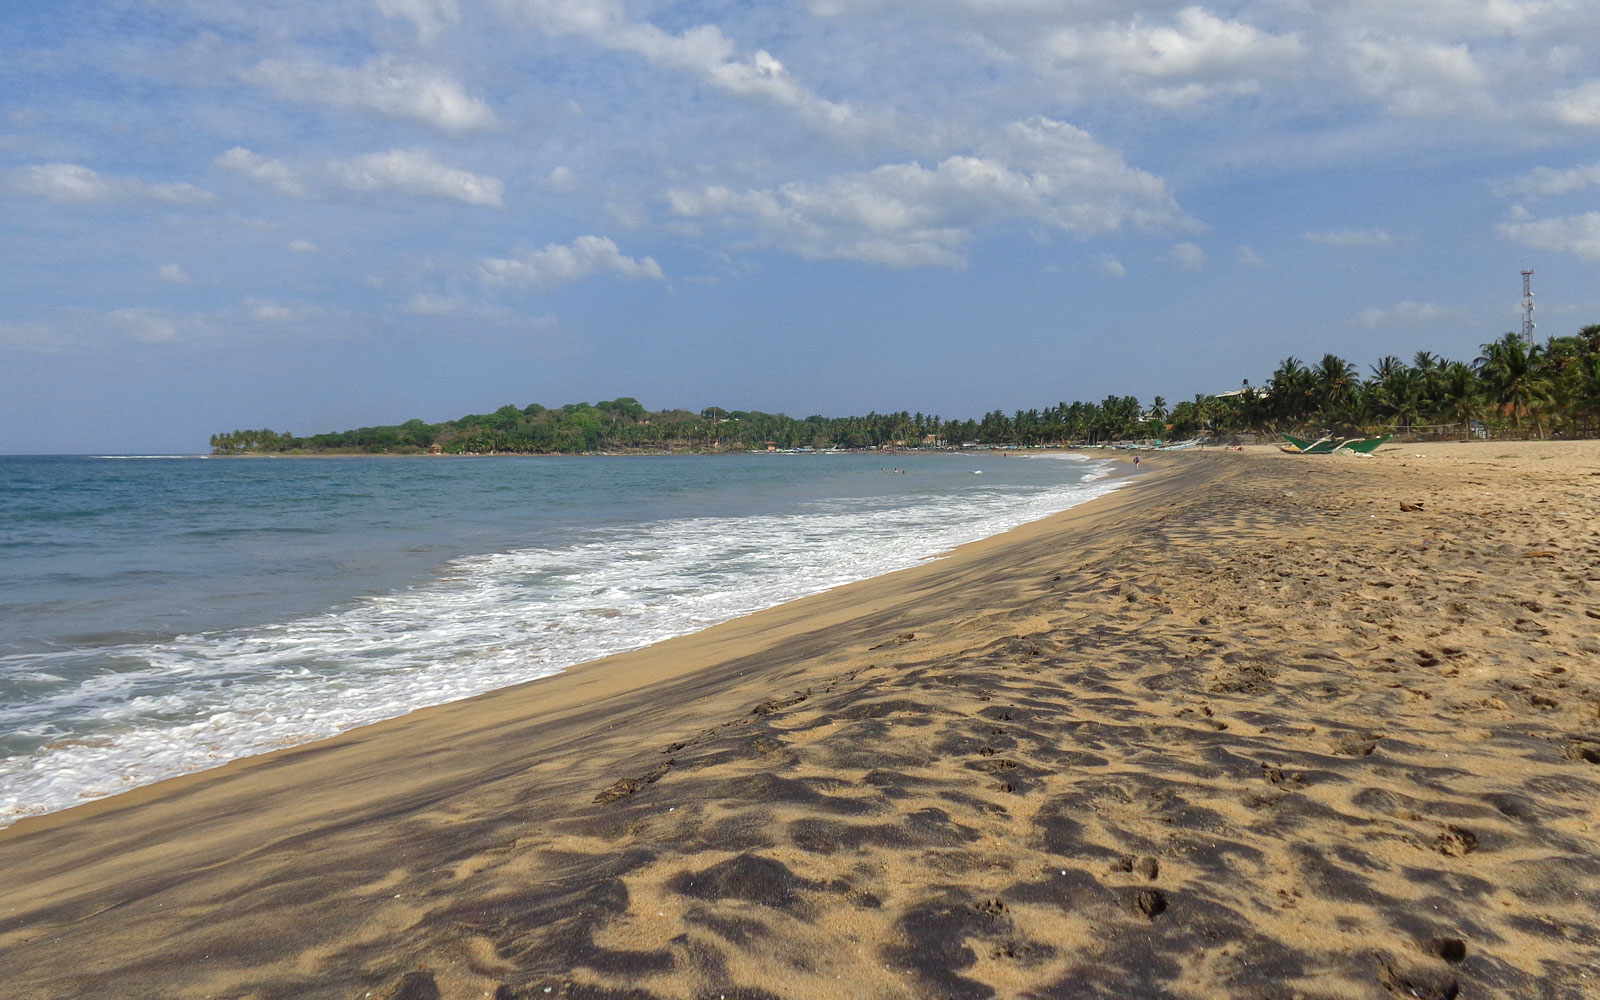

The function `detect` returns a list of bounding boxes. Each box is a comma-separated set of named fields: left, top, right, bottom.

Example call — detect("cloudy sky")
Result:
left=4, top=0, right=1599, bottom=451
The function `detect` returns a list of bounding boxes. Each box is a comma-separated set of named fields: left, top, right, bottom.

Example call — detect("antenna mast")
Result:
left=1521, top=269, right=1536, bottom=340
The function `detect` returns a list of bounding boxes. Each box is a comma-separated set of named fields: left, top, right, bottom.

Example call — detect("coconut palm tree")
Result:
left=1474, top=333, right=1552, bottom=434
left=1567, top=353, right=1600, bottom=431
left=1410, top=351, right=1446, bottom=418
left=1307, top=353, right=1363, bottom=433
left=1267, top=356, right=1317, bottom=432
left=1434, top=361, right=1483, bottom=439
left=1314, top=353, right=1360, bottom=412
left=1369, top=364, right=1427, bottom=434
left=1370, top=355, right=1406, bottom=384
left=1231, top=386, right=1270, bottom=437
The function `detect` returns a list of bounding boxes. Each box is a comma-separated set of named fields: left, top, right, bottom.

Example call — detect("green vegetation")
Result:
left=1164, top=325, right=1600, bottom=441
left=212, top=326, right=1600, bottom=455
left=210, top=395, right=1156, bottom=454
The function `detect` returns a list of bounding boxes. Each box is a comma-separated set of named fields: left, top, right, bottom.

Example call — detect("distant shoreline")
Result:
left=202, top=445, right=1094, bottom=458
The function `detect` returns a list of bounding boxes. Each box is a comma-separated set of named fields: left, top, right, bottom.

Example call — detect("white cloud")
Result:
left=396, top=294, right=549, bottom=326
left=243, top=299, right=338, bottom=325
left=1303, top=228, right=1394, bottom=247
left=1097, top=254, right=1126, bottom=278
left=1354, top=300, right=1457, bottom=328
left=158, top=263, right=190, bottom=283
left=250, top=302, right=295, bottom=321
left=144, top=179, right=214, bottom=205
left=218, top=147, right=502, bottom=207
left=330, top=150, right=504, bottom=207
left=1051, top=7, right=1302, bottom=79
left=106, top=308, right=183, bottom=343
left=377, top=0, right=461, bottom=44
left=1497, top=212, right=1600, bottom=261
left=669, top=117, right=1191, bottom=267
left=606, top=201, right=648, bottom=229
left=12, top=163, right=107, bottom=202
left=672, top=179, right=963, bottom=266
left=1547, top=79, right=1600, bottom=127
left=1347, top=37, right=1491, bottom=117
left=0, top=320, right=74, bottom=353
left=1237, top=245, right=1265, bottom=267
left=1168, top=241, right=1207, bottom=271
left=2, top=300, right=350, bottom=354
left=1330, top=0, right=1553, bottom=38
left=2, top=310, right=211, bottom=351
left=479, top=235, right=664, bottom=291
left=1040, top=7, right=1302, bottom=107
left=289, top=239, right=319, bottom=253
left=402, top=293, right=465, bottom=315
left=1495, top=161, right=1600, bottom=197
left=215, top=147, right=308, bottom=197
left=10, top=163, right=213, bottom=205
left=507, top=0, right=862, bottom=133
left=243, top=55, right=496, bottom=132
left=397, top=294, right=566, bottom=335
left=542, top=166, right=578, bottom=192
left=806, top=0, right=1596, bottom=134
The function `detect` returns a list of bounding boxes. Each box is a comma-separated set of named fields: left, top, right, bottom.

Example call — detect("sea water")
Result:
left=0, top=452, right=1120, bottom=825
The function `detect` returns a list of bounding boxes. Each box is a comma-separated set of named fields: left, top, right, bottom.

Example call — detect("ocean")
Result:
left=0, top=451, right=1120, bottom=826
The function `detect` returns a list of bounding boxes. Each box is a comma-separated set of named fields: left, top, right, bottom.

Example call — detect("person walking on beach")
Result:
left=1133, top=454, right=1141, bottom=470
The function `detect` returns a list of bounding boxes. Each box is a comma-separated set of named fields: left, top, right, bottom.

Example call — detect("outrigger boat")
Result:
left=1337, top=434, right=1392, bottom=454
left=1281, top=434, right=1336, bottom=454
left=1281, top=433, right=1392, bottom=454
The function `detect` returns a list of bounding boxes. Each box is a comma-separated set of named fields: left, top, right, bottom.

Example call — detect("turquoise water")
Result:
left=0, top=452, right=1119, bottom=824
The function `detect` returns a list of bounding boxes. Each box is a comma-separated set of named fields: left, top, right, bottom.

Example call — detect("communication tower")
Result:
left=1521, top=269, right=1536, bottom=340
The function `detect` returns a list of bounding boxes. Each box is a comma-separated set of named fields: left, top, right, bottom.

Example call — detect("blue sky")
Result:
left=3, top=0, right=1598, bottom=452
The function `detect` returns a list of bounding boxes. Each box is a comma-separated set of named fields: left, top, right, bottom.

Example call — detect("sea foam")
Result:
left=0, top=456, right=1119, bottom=825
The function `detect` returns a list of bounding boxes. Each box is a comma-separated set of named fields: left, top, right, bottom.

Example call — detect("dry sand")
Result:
left=2, top=441, right=1599, bottom=1000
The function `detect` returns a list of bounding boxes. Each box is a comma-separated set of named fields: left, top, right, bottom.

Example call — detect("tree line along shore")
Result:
left=210, top=326, right=1600, bottom=455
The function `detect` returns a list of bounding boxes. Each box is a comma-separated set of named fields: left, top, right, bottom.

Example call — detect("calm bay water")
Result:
left=0, top=452, right=1119, bottom=825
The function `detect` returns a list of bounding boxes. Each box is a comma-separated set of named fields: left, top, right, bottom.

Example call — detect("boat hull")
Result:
left=1281, top=433, right=1391, bottom=454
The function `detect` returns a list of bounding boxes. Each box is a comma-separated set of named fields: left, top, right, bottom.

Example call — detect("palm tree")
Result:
left=1370, top=355, right=1405, bottom=383
left=1434, top=361, right=1483, bottom=439
left=1568, top=353, right=1600, bottom=431
left=1313, top=353, right=1360, bottom=412
left=1267, top=356, right=1317, bottom=431
left=1365, top=357, right=1431, bottom=434
left=1235, top=387, right=1271, bottom=437
left=1411, top=351, right=1445, bottom=418
left=1304, top=353, right=1362, bottom=433
left=1379, top=367, right=1427, bottom=433
left=1474, top=332, right=1552, bottom=434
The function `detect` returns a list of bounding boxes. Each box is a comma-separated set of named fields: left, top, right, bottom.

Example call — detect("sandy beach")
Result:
left=2, top=441, right=1598, bottom=1000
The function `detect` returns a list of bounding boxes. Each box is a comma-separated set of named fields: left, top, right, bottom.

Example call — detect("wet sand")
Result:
left=2, top=441, right=1598, bottom=1000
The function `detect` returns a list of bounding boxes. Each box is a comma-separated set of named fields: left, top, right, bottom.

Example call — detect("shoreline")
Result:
left=203, top=447, right=1089, bottom=459
left=3, top=443, right=1598, bottom=999
left=0, top=450, right=1127, bottom=830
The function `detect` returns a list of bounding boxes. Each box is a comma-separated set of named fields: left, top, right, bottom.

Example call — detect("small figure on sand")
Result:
left=1133, top=454, right=1141, bottom=470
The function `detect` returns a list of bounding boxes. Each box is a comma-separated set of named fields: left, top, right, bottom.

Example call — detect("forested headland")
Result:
left=211, top=326, right=1600, bottom=455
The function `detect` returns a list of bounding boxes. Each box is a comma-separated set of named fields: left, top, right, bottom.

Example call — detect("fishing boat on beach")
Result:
left=1336, top=434, right=1392, bottom=454
left=1280, top=433, right=1392, bottom=454
left=1281, top=434, right=1336, bottom=454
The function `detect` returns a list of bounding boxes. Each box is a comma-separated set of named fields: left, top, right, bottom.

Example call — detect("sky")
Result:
left=3, top=0, right=1599, bottom=453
